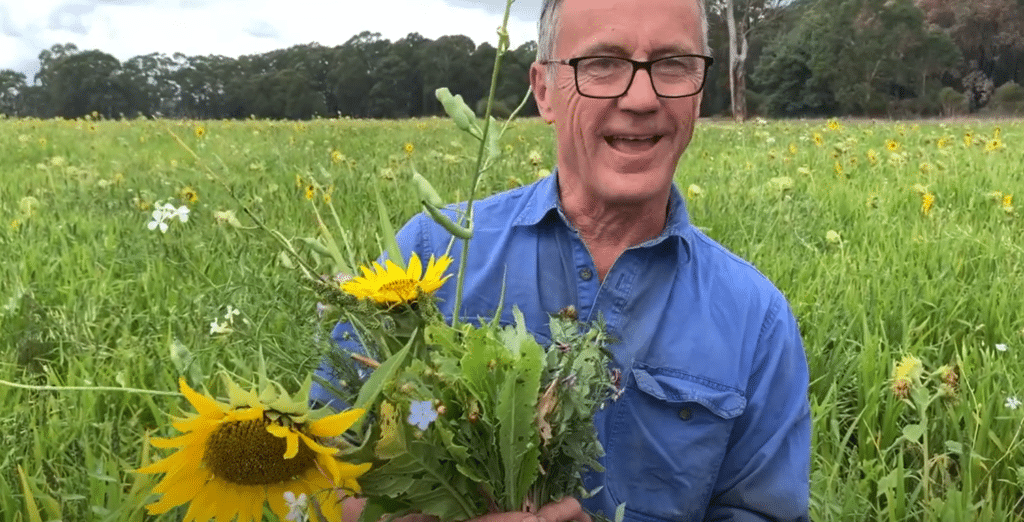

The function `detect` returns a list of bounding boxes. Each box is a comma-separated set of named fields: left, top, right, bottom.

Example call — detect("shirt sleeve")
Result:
left=705, top=294, right=811, bottom=522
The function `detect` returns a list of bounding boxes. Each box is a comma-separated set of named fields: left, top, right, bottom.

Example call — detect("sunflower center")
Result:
left=204, top=416, right=316, bottom=486
left=380, top=278, right=417, bottom=298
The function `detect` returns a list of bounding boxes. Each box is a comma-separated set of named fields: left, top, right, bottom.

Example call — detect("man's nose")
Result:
left=618, top=69, right=659, bottom=112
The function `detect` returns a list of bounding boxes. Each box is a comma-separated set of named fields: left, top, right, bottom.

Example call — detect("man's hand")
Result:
left=470, top=497, right=591, bottom=522
left=342, top=497, right=591, bottom=522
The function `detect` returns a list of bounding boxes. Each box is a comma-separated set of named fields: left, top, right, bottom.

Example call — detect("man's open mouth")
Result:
left=604, top=135, right=663, bottom=153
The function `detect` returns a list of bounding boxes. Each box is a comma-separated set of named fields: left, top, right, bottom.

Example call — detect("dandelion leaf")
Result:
left=496, top=306, right=543, bottom=510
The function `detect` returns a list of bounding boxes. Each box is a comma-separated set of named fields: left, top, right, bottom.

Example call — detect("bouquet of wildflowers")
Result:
left=133, top=2, right=617, bottom=521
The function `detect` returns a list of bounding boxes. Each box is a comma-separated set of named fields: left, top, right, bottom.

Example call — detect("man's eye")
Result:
left=583, top=58, right=624, bottom=75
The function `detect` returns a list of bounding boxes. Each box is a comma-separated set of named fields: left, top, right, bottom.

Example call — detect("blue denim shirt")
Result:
left=313, top=171, right=810, bottom=522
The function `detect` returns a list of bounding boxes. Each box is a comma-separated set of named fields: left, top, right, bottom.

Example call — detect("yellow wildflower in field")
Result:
left=322, top=185, right=334, bottom=204
left=963, top=132, right=973, bottom=147
left=919, top=162, right=932, bottom=174
left=892, top=354, right=923, bottom=399
left=404, top=142, right=415, bottom=155
left=194, top=125, right=206, bottom=138
left=137, top=377, right=369, bottom=522
left=866, top=149, right=879, bottom=166
left=686, top=184, right=703, bottom=200
left=984, top=138, right=1003, bottom=152
left=885, top=139, right=899, bottom=152
left=813, top=133, right=824, bottom=147
left=1003, top=194, right=1014, bottom=213
left=936, top=136, right=949, bottom=149
left=10, top=218, right=20, bottom=230
left=788, top=142, right=797, bottom=155
left=833, top=161, right=843, bottom=177
left=528, top=149, right=543, bottom=166
left=179, top=186, right=199, bottom=204
left=921, top=192, right=935, bottom=215
left=343, top=252, right=453, bottom=306
left=304, top=184, right=316, bottom=201
left=330, top=150, right=345, bottom=164
left=827, top=119, right=841, bottom=131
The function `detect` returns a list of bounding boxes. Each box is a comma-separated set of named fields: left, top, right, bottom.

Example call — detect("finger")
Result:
left=536, top=497, right=591, bottom=522
left=470, top=513, right=542, bottom=522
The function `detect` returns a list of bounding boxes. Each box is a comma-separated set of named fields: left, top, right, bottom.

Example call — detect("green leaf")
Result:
left=496, top=306, right=544, bottom=510
left=16, top=465, right=42, bottom=522
left=370, top=180, right=404, bottom=270
left=902, top=423, right=925, bottom=444
left=354, top=338, right=412, bottom=412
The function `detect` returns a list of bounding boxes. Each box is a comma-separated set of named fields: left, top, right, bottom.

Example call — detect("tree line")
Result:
left=1, top=0, right=1022, bottom=121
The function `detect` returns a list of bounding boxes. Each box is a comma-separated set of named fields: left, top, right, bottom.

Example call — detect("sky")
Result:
left=0, top=0, right=543, bottom=82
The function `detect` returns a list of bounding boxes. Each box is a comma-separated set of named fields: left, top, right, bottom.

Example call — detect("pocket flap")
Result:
left=631, top=365, right=746, bottom=419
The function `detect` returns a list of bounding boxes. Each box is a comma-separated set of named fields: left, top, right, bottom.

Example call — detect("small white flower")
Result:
left=209, top=319, right=232, bottom=335
left=995, top=343, right=1008, bottom=352
left=224, top=305, right=240, bottom=322
left=147, top=212, right=169, bottom=233
left=169, top=205, right=190, bottom=223
left=284, top=491, right=308, bottom=521
left=1006, top=396, right=1021, bottom=410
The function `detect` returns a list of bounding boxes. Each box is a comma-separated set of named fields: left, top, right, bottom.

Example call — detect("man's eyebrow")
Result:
left=577, top=42, right=698, bottom=57
left=577, top=43, right=631, bottom=56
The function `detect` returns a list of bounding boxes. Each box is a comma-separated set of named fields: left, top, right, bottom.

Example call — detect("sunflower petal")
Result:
left=307, top=409, right=365, bottom=438
left=145, top=472, right=208, bottom=514
left=179, top=378, right=226, bottom=417
left=147, top=433, right=194, bottom=449
left=267, top=424, right=301, bottom=459
left=406, top=252, right=423, bottom=280
left=297, top=432, right=339, bottom=456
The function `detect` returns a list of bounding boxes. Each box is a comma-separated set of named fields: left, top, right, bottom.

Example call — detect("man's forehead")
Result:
left=555, top=0, right=702, bottom=55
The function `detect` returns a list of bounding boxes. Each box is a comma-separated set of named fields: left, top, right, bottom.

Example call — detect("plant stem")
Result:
left=451, top=0, right=516, bottom=328
left=0, top=379, right=182, bottom=396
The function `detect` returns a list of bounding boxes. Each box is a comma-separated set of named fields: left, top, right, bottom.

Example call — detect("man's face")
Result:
left=531, top=0, right=704, bottom=206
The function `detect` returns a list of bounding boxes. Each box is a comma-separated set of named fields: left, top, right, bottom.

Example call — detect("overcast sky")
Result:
left=0, top=0, right=543, bottom=81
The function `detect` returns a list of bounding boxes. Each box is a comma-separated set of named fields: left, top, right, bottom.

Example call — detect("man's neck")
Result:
left=560, top=189, right=670, bottom=282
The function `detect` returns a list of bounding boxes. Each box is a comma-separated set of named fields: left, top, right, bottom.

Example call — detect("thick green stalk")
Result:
left=451, top=0, right=516, bottom=328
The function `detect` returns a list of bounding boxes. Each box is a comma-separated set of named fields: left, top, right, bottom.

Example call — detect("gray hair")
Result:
left=536, top=0, right=710, bottom=62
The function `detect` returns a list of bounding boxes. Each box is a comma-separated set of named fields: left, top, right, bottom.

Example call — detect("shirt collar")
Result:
left=513, top=167, right=693, bottom=261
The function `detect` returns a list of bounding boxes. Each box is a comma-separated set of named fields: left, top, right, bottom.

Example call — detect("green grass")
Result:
left=1, top=115, right=1023, bottom=521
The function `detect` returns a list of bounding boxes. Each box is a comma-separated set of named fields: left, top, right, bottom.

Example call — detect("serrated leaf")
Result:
left=496, top=308, right=544, bottom=510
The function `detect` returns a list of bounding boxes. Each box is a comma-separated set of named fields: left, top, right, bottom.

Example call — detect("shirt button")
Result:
left=678, top=408, right=692, bottom=421
left=579, top=267, right=593, bottom=281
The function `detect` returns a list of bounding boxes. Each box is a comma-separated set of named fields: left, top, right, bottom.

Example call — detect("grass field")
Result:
left=1, top=114, right=1023, bottom=521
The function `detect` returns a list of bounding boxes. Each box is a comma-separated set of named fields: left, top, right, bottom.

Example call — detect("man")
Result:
left=324, top=0, right=811, bottom=520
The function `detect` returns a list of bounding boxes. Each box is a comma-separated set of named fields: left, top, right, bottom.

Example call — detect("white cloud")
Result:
left=0, top=0, right=539, bottom=79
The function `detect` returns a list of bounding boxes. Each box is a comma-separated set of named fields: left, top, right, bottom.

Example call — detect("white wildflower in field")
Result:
left=209, top=319, right=232, bottom=335
left=995, top=343, right=1008, bottom=352
left=147, top=202, right=190, bottom=233
left=826, top=230, right=842, bottom=244
left=1006, top=396, right=1021, bottom=410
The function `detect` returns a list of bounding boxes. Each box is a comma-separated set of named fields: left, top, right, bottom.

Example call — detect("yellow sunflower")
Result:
left=137, top=377, right=370, bottom=522
left=343, top=252, right=453, bottom=305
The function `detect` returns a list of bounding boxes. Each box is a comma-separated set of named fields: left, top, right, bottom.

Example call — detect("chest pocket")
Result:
left=604, top=364, right=746, bottom=522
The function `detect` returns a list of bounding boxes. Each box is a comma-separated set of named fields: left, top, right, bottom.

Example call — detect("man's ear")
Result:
left=530, top=63, right=556, bottom=124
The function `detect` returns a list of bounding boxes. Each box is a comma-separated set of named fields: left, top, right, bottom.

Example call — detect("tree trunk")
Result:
left=726, top=0, right=748, bottom=121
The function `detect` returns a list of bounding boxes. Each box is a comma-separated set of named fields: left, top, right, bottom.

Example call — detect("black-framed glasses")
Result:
left=539, top=55, right=714, bottom=99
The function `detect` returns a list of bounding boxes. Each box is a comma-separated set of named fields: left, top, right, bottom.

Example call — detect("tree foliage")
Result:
left=2, top=4, right=1022, bottom=120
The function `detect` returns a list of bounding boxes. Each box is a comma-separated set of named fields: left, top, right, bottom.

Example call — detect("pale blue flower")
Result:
left=408, top=400, right=438, bottom=430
